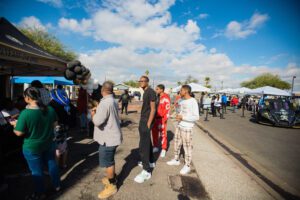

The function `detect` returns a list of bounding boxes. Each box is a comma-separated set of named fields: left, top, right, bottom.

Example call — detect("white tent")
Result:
left=172, top=83, right=211, bottom=93
left=231, top=87, right=253, bottom=94
left=218, top=88, right=234, bottom=94
left=248, top=86, right=291, bottom=96
left=218, top=87, right=252, bottom=94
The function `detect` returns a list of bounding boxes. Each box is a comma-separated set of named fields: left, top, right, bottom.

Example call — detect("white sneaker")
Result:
left=167, top=159, right=180, bottom=166
left=160, top=149, right=166, bottom=158
left=138, top=161, right=155, bottom=168
left=153, top=147, right=159, bottom=153
left=180, top=165, right=191, bottom=175
left=134, top=170, right=151, bottom=183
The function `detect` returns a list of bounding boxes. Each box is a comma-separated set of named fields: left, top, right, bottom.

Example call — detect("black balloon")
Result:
left=74, top=66, right=82, bottom=74
left=65, top=60, right=91, bottom=81
left=67, top=60, right=81, bottom=69
left=64, top=69, right=76, bottom=80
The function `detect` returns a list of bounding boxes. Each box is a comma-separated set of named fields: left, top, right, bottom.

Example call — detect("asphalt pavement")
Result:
left=197, top=107, right=300, bottom=198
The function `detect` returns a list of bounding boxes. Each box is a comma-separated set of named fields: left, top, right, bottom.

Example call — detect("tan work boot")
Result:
left=101, top=177, right=109, bottom=185
left=98, top=183, right=117, bottom=199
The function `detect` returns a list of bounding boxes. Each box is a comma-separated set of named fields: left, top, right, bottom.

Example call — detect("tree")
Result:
left=240, top=73, right=291, bottom=89
left=204, top=77, right=212, bottom=88
left=184, top=75, right=198, bottom=84
left=176, top=75, right=198, bottom=86
left=124, top=80, right=139, bottom=88
left=145, top=70, right=150, bottom=76
left=19, top=28, right=77, bottom=61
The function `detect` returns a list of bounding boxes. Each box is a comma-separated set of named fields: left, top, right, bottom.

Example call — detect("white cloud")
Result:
left=57, top=1, right=297, bottom=90
left=19, top=16, right=47, bottom=31
left=102, top=0, right=176, bottom=23
left=36, top=0, right=62, bottom=8
left=248, top=12, right=270, bottom=29
left=199, top=13, right=209, bottom=19
left=59, top=0, right=200, bottom=52
left=225, top=12, right=269, bottom=39
left=58, top=18, right=92, bottom=36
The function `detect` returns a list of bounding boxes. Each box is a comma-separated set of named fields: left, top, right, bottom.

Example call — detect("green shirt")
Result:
left=15, top=106, right=57, bottom=153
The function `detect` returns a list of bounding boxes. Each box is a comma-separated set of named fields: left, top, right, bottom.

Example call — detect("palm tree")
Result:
left=204, top=77, right=210, bottom=85
left=145, top=70, right=149, bottom=76
left=204, top=77, right=211, bottom=88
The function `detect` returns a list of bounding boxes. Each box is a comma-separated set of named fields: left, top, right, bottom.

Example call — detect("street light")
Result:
left=292, top=76, right=296, bottom=94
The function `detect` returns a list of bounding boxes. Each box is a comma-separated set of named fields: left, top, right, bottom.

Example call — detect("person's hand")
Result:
left=91, top=108, right=97, bottom=118
left=147, top=122, right=151, bottom=129
left=176, top=115, right=183, bottom=122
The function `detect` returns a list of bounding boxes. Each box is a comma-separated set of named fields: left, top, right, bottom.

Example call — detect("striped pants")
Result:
left=174, top=126, right=193, bottom=166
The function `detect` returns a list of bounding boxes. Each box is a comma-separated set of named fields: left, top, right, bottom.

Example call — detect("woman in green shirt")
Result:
left=11, top=87, right=60, bottom=199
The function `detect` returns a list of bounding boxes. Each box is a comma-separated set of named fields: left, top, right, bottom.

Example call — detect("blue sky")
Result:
left=1, top=0, right=299, bottom=90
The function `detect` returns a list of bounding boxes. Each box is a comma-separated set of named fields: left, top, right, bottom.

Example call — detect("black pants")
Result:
left=121, top=103, right=128, bottom=114
left=138, top=120, right=154, bottom=172
left=222, top=103, right=227, bottom=113
left=211, top=104, right=216, bottom=116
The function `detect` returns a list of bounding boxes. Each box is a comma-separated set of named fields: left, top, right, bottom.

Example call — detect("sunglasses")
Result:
left=138, top=80, right=148, bottom=83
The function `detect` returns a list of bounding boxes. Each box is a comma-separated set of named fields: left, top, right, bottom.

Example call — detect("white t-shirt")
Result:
left=178, top=98, right=199, bottom=129
left=214, top=98, right=222, bottom=107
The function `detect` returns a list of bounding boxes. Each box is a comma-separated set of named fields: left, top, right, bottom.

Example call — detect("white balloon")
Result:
left=93, top=79, right=99, bottom=89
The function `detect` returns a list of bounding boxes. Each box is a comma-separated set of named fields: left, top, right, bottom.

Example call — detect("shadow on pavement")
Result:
left=166, top=130, right=174, bottom=152
left=116, top=148, right=139, bottom=189
left=120, top=120, right=132, bottom=127
left=177, top=194, right=191, bottom=200
left=51, top=130, right=99, bottom=199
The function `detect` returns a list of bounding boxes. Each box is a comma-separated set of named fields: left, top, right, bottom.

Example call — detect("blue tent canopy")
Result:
left=12, top=76, right=74, bottom=85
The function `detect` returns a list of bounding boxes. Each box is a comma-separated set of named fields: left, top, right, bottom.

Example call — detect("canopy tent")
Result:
left=218, top=88, right=234, bottom=94
left=218, top=87, right=252, bottom=94
left=248, top=86, right=291, bottom=96
left=0, top=17, right=67, bottom=76
left=173, top=83, right=211, bottom=93
left=231, top=87, right=252, bottom=94
left=12, top=76, right=74, bottom=85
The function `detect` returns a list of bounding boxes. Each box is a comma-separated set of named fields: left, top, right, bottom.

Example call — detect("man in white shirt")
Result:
left=167, top=85, right=199, bottom=175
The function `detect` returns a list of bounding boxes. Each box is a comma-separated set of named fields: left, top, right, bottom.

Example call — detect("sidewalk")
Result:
left=194, top=107, right=300, bottom=200
left=188, top=117, right=276, bottom=200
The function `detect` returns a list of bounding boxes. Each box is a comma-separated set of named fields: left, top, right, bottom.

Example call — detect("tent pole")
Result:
left=10, top=76, right=14, bottom=100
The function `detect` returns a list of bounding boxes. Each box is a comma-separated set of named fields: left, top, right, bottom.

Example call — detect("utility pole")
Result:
left=221, top=81, right=223, bottom=90
left=292, top=76, right=296, bottom=94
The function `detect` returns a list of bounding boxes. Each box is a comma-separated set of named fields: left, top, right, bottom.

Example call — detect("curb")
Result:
left=195, top=120, right=300, bottom=200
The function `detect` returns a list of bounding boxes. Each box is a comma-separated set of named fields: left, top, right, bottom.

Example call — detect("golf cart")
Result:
left=256, top=97, right=300, bottom=128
